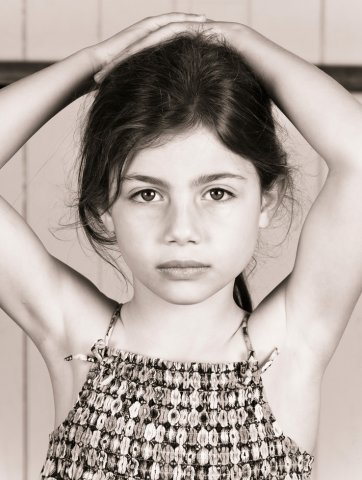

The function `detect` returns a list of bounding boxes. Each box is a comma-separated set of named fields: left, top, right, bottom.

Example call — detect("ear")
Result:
left=258, top=179, right=286, bottom=229
left=100, top=210, right=115, bottom=233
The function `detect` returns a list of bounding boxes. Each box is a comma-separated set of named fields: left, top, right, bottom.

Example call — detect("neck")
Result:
left=120, top=280, right=248, bottom=362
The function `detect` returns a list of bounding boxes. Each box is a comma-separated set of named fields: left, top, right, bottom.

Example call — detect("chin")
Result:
left=148, top=284, right=225, bottom=306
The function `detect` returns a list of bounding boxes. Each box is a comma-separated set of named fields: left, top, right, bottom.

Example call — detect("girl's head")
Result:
left=77, top=31, right=295, bottom=312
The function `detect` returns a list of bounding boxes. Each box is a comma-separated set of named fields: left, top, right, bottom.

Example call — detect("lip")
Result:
left=157, top=260, right=210, bottom=268
left=156, top=260, right=210, bottom=280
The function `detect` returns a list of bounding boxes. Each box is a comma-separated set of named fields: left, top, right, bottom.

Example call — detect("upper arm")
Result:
left=0, top=194, right=102, bottom=352
left=285, top=167, right=362, bottom=368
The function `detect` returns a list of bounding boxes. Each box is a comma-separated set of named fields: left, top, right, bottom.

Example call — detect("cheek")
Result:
left=216, top=202, right=260, bottom=258
left=112, top=212, right=155, bottom=265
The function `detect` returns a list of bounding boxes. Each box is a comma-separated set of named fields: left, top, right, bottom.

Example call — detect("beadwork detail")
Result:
left=40, top=304, right=315, bottom=479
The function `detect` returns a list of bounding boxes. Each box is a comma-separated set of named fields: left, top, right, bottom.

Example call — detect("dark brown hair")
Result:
left=76, top=30, right=297, bottom=312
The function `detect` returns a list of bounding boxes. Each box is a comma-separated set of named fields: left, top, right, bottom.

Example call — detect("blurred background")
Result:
left=0, top=0, right=361, bottom=479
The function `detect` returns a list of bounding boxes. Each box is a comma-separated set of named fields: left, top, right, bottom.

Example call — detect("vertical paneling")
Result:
left=251, top=0, right=322, bottom=62
left=100, top=0, right=174, bottom=39
left=175, top=0, right=248, bottom=22
left=26, top=0, right=99, bottom=59
left=0, top=317, right=24, bottom=480
left=0, top=0, right=23, bottom=59
left=316, top=300, right=362, bottom=479
left=0, top=151, right=24, bottom=480
left=324, top=0, right=362, bottom=64
left=0, top=2, right=26, bottom=478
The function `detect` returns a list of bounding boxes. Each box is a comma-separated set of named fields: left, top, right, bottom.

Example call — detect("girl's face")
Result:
left=103, top=127, right=273, bottom=305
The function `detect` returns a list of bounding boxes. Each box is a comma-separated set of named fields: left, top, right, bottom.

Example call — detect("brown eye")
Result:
left=140, top=190, right=156, bottom=201
left=130, top=189, right=161, bottom=202
left=205, top=188, right=235, bottom=202
left=209, top=189, right=225, bottom=200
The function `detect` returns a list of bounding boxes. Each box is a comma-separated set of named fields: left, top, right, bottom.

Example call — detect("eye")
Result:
left=130, top=189, right=162, bottom=202
left=205, top=188, right=235, bottom=201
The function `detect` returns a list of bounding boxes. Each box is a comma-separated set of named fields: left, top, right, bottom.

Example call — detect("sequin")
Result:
left=240, top=463, right=251, bottom=480
left=144, top=423, right=157, bottom=441
left=40, top=303, right=315, bottom=480
left=249, top=423, right=258, bottom=442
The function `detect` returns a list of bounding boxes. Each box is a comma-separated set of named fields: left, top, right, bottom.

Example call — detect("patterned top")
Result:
left=40, top=303, right=315, bottom=480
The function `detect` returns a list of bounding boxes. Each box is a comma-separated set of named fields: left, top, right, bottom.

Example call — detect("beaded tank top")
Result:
left=40, top=303, right=315, bottom=480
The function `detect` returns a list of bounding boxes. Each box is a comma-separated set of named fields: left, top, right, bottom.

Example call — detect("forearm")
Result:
left=0, top=48, right=97, bottom=169
left=238, top=26, right=362, bottom=173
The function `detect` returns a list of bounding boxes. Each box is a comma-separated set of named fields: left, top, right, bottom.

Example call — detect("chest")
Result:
left=50, top=345, right=320, bottom=458
left=41, top=352, right=317, bottom=480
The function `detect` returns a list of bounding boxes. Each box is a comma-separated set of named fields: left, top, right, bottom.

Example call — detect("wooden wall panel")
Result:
left=316, top=299, right=362, bottom=479
left=324, top=0, right=362, bottom=64
left=101, top=0, right=174, bottom=39
left=175, top=0, right=248, bottom=22
left=251, top=0, right=322, bottom=62
left=0, top=2, right=25, bottom=478
left=0, top=317, right=24, bottom=480
left=0, top=152, right=24, bottom=480
left=26, top=0, right=99, bottom=60
left=0, top=0, right=23, bottom=59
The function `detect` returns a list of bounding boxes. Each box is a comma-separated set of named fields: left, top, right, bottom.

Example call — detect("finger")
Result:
left=119, top=12, right=207, bottom=42
left=127, top=13, right=207, bottom=45
left=132, top=12, right=207, bottom=29
left=94, top=13, right=207, bottom=73
left=94, top=21, right=212, bottom=83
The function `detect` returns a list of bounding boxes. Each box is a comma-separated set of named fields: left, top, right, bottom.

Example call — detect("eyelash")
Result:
left=129, top=188, right=236, bottom=203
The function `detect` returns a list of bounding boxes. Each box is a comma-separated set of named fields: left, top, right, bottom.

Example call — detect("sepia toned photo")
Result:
left=0, top=1, right=361, bottom=479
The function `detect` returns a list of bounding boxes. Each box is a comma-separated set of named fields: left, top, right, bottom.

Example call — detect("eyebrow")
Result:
left=121, top=173, right=247, bottom=188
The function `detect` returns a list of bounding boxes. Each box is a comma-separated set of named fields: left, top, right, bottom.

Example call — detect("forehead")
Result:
left=124, top=127, right=257, bottom=180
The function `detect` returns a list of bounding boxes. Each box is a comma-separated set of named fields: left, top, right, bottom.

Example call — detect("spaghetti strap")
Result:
left=240, top=310, right=280, bottom=374
left=240, top=311, right=254, bottom=356
left=104, top=302, right=123, bottom=347
left=259, top=347, right=279, bottom=373
left=64, top=302, right=123, bottom=363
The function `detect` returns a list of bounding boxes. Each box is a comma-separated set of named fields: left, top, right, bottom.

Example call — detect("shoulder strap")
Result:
left=64, top=302, right=123, bottom=363
left=259, top=347, right=279, bottom=373
left=240, top=312, right=255, bottom=356
left=240, top=311, right=280, bottom=373
left=104, top=302, right=122, bottom=347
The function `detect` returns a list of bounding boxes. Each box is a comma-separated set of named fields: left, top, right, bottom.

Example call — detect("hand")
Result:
left=88, top=12, right=208, bottom=84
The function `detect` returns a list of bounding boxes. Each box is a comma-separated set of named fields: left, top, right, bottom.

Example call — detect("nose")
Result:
left=163, top=198, right=202, bottom=245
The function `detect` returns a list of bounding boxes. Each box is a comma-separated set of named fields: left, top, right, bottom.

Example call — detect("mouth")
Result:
left=156, top=260, right=210, bottom=280
left=157, top=260, right=210, bottom=268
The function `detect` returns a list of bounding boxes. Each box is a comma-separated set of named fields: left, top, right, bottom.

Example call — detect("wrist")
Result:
left=229, top=24, right=259, bottom=57
left=73, top=46, right=104, bottom=77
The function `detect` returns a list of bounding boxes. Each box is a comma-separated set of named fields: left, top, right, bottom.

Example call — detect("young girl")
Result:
left=1, top=12, right=361, bottom=480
